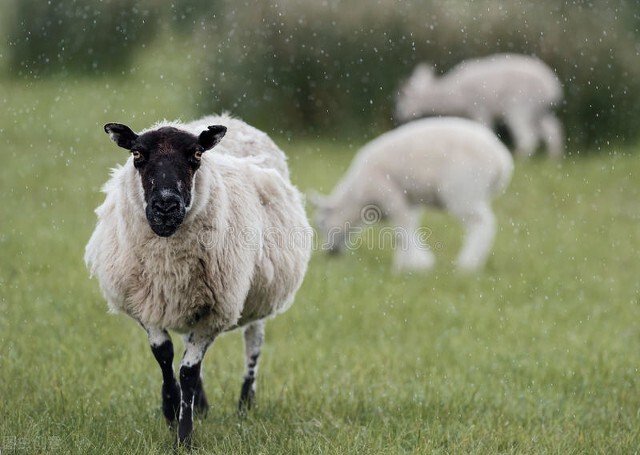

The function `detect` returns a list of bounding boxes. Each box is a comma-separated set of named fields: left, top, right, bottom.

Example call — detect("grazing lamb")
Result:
left=395, top=53, right=564, bottom=158
left=84, top=114, right=312, bottom=447
left=311, top=117, right=513, bottom=272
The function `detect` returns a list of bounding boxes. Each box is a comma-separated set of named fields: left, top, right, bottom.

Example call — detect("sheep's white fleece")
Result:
left=395, top=53, right=564, bottom=157
left=85, top=114, right=311, bottom=335
left=316, top=117, right=513, bottom=271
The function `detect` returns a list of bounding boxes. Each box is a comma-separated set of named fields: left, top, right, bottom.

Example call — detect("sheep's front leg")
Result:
left=384, top=195, right=434, bottom=272
left=178, top=332, right=214, bottom=448
left=146, top=327, right=181, bottom=426
left=238, top=320, right=265, bottom=414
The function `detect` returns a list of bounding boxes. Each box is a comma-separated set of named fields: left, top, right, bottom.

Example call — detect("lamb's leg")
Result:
left=177, top=332, right=214, bottom=448
left=505, top=111, right=539, bottom=158
left=539, top=112, right=564, bottom=159
left=146, top=327, right=181, bottom=426
left=388, top=202, right=434, bottom=272
left=453, top=203, right=496, bottom=272
left=238, top=320, right=265, bottom=415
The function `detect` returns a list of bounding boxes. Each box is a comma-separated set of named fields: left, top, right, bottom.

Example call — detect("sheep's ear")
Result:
left=199, top=125, right=227, bottom=151
left=308, top=190, right=328, bottom=209
left=104, top=123, right=139, bottom=150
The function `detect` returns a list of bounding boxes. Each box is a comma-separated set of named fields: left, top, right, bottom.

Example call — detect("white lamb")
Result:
left=312, top=117, right=513, bottom=272
left=84, top=114, right=312, bottom=447
left=395, top=53, right=564, bottom=158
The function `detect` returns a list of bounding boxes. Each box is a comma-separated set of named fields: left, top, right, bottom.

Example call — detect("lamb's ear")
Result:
left=307, top=190, right=328, bottom=209
left=104, top=123, right=139, bottom=150
left=199, top=125, right=227, bottom=151
left=412, top=63, right=435, bottom=83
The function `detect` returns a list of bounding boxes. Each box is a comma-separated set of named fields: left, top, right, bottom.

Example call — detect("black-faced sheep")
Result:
left=85, top=114, right=312, bottom=447
left=312, top=117, right=513, bottom=272
left=395, top=53, right=564, bottom=158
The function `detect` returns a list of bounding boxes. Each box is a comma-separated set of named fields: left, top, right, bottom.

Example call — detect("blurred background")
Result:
left=2, top=2, right=640, bottom=453
left=2, top=0, right=639, bottom=149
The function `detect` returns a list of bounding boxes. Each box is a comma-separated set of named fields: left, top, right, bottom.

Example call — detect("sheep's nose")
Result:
left=151, top=194, right=181, bottom=214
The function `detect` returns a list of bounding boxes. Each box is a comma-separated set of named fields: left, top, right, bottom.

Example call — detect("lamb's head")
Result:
left=395, top=63, right=436, bottom=122
left=104, top=122, right=227, bottom=237
left=310, top=192, right=365, bottom=255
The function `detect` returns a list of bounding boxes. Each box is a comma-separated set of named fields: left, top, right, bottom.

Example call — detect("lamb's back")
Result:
left=446, top=54, right=562, bottom=107
left=362, top=117, right=513, bottom=198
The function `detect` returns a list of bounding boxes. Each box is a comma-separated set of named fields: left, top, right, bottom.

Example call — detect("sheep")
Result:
left=395, top=53, right=564, bottom=158
left=84, top=113, right=312, bottom=447
left=311, top=117, right=513, bottom=272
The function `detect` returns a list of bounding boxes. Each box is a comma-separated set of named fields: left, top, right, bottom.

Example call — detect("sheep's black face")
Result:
left=104, top=122, right=227, bottom=237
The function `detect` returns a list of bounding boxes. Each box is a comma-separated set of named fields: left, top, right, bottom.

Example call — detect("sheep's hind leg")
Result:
left=453, top=203, right=496, bottom=272
left=238, top=320, right=265, bottom=415
left=178, top=332, right=215, bottom=448
left=193, top=373, right=209, bottom=418
left=505, top=111, right=539, bottom=158
left=146, top=327, right=181, bottom=427
left=539, top=112, right=564, bottom=159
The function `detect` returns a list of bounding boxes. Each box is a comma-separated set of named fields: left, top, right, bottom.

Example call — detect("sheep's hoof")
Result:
left=176, top=421, right=194, bottom=451
left=161, top=381, right=181, bottom=427
left=237, top=386, right=256, bottom=417
left=165, top=417, right=178, bottom=432
left=173, top=434, right=193, bottom=452
left=163, top=406, right=180, bottom=429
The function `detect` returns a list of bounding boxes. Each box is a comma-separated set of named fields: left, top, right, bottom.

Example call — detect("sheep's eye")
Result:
left=132, top=150, right=142, bottom=160
left=194, top=150, right=203, bottom=161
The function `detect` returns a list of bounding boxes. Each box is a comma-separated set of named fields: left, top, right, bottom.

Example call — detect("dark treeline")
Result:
left=5, top=0, right=640, bottom=148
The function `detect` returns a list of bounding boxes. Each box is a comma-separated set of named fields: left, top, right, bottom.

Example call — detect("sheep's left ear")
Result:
left=104, top=123, right=139, bottom=150
left=199, top=125, right=227, bottom=151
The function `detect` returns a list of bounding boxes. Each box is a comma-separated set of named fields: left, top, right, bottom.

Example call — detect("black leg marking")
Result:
left=193, top=375, right=209, bottom=418
left=151, top=340, right=181, bottom=426
left=238, top=321, right=265, bottom=416
left=174, top=331, right=214, bottom=448
left=238, top=353, right=259, bottom=415
left=178, top=362, right=201, bottom=448
left=238, top=377, right=256, bottom=413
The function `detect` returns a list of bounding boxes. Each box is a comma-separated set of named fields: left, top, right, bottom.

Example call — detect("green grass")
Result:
left=2, top=53, right=640, bottom=453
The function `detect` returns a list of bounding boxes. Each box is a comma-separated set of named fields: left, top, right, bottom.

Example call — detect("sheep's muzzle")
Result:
left=146, top=191, right=186, bottom=237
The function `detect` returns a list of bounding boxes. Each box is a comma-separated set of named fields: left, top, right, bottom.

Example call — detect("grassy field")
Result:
left=2, top=55, right=640, bottom=453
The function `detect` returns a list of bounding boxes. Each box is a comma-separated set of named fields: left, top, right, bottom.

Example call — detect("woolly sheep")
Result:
left=395, top=53, right=564, bottom=158
left=311, top=117, right=513, bottom=272
left=84, top=114, right=312, bottom=447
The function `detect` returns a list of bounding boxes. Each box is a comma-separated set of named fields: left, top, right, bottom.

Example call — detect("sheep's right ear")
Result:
left=199, top=125, right=227, bottom=151
left=104, top=123, right=139, bottom=150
